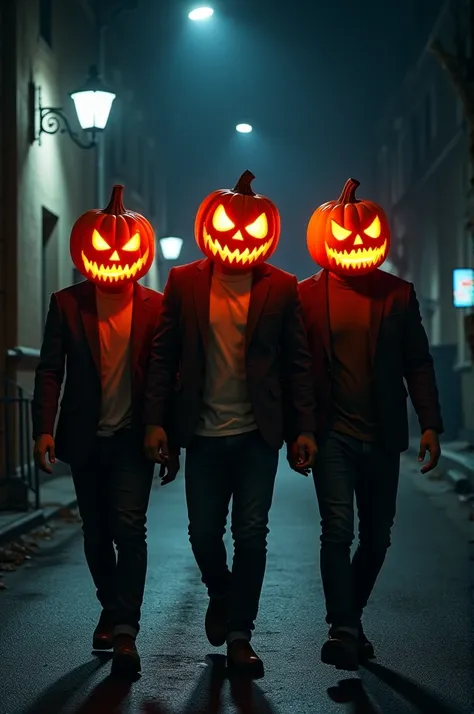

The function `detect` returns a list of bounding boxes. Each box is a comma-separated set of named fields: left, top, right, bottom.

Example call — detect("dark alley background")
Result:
left=127, top=0, right=444, bottom=273
left=0, top=1, right=473, bottom=712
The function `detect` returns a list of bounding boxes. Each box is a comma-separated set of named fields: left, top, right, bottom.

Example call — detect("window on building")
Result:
left=39, top=0, right=53, bottom=47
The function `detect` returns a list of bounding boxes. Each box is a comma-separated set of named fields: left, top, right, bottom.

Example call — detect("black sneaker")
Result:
left=205, top=596, right=228, bottom=647
left=321, top=628, right=359, bottom=671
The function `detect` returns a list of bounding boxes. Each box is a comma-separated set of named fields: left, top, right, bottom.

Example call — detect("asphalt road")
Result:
left=0, top=454, right=471, bottom=714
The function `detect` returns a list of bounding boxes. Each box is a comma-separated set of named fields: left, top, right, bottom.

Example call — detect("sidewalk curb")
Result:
left=0, top=497, right=78, bottom=547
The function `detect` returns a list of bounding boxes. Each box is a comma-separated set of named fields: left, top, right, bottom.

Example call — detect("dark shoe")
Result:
left=227, top=640, right=264, bottom=678
left=205, top=596, right=228, bottom=647
left=321, top=629, right=359, bottom=671
left=92, top=611, right=114, bottom=650
left=358, top=625, right=375, bottom=660
left=111, top=635, right=141, bottom=677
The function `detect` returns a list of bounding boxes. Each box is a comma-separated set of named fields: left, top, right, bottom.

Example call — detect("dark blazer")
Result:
left=32, top=280, right=163, bottom=467
left=298, top=268, right=443, bottom=453
left=143, top=258, right=316, bottom=450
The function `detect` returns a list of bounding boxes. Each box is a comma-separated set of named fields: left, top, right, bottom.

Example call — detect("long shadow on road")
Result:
left=71, top=675, right=133, bottom=714
left=327, top=660, right=466, bottom=714
left=143, top=654, right=276, bottom=714
left=16, top=654, right=111, bottom=714
left=360, top=660, right=466, bottom=714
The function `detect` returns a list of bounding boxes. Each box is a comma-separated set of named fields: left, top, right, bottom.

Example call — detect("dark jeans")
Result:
left=71, top=428, right=154, bottom=637
left=185, top=430, right=279, bottom=637
left=313, top=430, right=400, bottom=630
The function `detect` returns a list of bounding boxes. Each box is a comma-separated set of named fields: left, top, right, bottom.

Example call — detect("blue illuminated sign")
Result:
left=453, top=268, right=474, bottom=308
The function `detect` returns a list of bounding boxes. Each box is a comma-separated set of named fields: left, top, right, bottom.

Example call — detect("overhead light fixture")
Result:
left=188, top=7, right=214, bottom=21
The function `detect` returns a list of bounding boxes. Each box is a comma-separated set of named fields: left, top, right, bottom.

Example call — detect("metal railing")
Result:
left=1, top=378, right=40, bottom=510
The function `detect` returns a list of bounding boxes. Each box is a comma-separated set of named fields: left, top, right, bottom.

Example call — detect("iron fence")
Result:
left=1, top=378, right=40, bottom=510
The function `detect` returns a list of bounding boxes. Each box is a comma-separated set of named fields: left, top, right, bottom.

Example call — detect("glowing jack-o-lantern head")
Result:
left=306, top=178, right=390, bottom=276
left=70, top=184, right=155, bottom=288
left=194, top=170, right=280, bottom=270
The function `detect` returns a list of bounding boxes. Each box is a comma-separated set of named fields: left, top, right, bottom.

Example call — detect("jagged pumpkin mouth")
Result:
left=81, top=248, right=150, bottom=282
left=325, top=241, right=387, bottom=269
left=203, top=228, right=273, bottom=265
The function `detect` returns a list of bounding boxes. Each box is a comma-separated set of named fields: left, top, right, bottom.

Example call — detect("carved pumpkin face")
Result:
left=306, top=178, right=390, bottom=276
left=195, top=170, right=280, bottom=269
left=70, top=184, right=155, bottom=287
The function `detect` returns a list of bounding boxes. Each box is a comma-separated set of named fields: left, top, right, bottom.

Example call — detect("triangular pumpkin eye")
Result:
left=246, top=213, right=268, bottom=239
left=212, top=205, right=235, bottom=231
left=122, top=233, right=141, bottom=251
left=331, top=220, right=352, bottom=241
left=92, top=229, right=111, bottom=251
left=364, top=216, right=381, bottom=238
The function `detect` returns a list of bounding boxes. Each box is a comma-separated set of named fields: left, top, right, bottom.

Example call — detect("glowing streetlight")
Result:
left=188, top=7, right=214, bottom=21
left=236, top=123, right=252, bottom=133
left=160, top=236, right=184, bottom=260
left=36, top=65, right=116, bottom=149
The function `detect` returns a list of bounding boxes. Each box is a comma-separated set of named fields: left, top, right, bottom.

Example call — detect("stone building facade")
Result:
left=0, top=0, right=162, bottom=507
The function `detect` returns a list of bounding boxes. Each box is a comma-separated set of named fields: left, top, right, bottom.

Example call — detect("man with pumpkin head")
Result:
left=144, top=170, right=317, bottom=677
left=32, top=186, right=166, bottom=678
left=298, top=178, right=443, bottom=671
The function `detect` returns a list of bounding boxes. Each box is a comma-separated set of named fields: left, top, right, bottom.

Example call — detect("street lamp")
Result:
left=160, top=236, right=184, bottom=260
left=35, top=65, right=116, bottom=149
left=236, top=123, right=252, bottom=133
left=188, top=6, right=214, bottom=20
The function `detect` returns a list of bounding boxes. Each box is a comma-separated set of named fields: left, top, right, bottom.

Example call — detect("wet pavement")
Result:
left=0, top=454, right=471, bottom=714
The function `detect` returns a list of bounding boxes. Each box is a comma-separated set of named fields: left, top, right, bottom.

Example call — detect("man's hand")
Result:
left=287, top=432, right=318, bottom=476
left=159, top=450, right=180, bottom=486
left=34, top=434, right=56, bottom=474
left=418, top=428, right=441, bottom=474
left=144, top=425, right=168, bottom=464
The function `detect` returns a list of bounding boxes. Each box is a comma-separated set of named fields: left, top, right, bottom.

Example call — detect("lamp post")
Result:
left=35, top=65, right=116, bottom=150
left=158, top=236, right=184, bottom=287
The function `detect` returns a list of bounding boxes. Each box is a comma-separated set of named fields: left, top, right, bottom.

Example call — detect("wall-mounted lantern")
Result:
left=34, top=65, right=116, bottom=149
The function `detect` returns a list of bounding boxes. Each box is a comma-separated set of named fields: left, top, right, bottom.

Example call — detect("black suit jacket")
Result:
left=143, top=258, right=316, bottom=450
left=32, top=280, right=163, bottom=467
left=298, top=269, right=443, bottom=453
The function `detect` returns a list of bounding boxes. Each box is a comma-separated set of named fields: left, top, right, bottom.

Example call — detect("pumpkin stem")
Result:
left=338, top=178, right=361, bottom=204
left=233, top=170, right=256, bottom=196
left=104, top=184, right=125, bottom=214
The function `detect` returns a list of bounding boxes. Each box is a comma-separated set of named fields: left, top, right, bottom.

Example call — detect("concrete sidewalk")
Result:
left=0, top=474, right=77, bottom=546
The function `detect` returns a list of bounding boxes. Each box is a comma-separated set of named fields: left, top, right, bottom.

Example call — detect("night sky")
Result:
left=114, top=0, right=444, bottom=277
